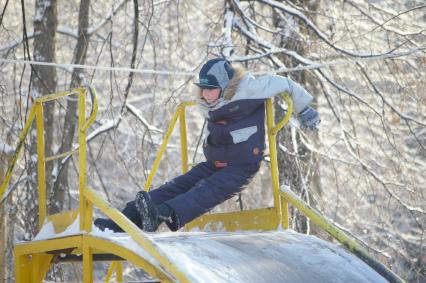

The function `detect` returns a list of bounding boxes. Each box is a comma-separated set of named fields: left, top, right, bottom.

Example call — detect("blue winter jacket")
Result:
left=204, top=99, right=266, bottom=166
left=199, top=66, right=313, bottom=167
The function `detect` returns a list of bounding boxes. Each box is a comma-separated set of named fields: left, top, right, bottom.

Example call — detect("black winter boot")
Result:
left=158, top=203, right=180, bottom=232
left=135, top=191, right=179, bottom=232
left=135, top=191, right=160, bottom=232
left=94, top=201, right=141, bottom=232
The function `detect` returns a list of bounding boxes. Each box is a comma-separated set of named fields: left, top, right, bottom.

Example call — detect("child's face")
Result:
left=202, top=88, right=221, bottom=104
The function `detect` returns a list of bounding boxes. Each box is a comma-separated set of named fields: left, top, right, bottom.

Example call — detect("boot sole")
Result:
left=135, top=191, right=159, bottom=232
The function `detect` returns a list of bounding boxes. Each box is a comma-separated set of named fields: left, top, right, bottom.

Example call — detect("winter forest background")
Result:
left=0, top=0, right=425, bottom=282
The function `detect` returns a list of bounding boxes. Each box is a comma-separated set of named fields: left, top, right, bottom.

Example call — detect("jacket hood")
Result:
left=223, top=64, right=247, bottom=100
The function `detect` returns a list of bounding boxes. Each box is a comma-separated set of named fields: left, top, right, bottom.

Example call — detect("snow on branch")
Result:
left=0, top=27, right=75, bottom=53
left=221, top=8, right=235, bottom=58
left=0, top=138, right=14, bottom=155
left=0, top=176, right=31, bottom=206
left=233, top=19, right=312, bottom=65
left=126, top=103, right=163, bottom=133
left=51, top=117, right=121, bottom=183
left=87, top=117, right=121, bottom=140
left=0, top=32, right=38, bottom=52
left=232, top=0, right=277, bottom=34
left=1, top=27, right=80, bottom=52
left=57, top=26, right=78, bottom=39
left=233, top=47, right=426, bottom=74
left=345, top=0, right=426, bottom=38
left=258, top=0, right=418, bottom=58
left=1, top=1, right=126, bottom=53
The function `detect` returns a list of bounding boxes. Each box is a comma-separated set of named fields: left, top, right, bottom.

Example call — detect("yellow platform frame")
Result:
left=1, top=88, right=402, bottom=282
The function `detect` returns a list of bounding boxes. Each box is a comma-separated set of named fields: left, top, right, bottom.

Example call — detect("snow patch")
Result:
left=0, top=139, right=14, bottom=155
left=33, top=221, right=55, bottom=241
left=34, top=0, right=52, bottom=22
left=30, top=154, right=38, bottom=163
left=89, top=228, right=159, bottom=266
left=33, top=216, right=82, bottom=241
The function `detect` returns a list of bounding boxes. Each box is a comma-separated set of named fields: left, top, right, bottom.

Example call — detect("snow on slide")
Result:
left=33, top=218, right=387, bottom=282
left=92, top=229, right=387, bottom=283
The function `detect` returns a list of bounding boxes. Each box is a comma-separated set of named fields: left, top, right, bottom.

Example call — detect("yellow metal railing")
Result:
left=0, top=90, right=292, bottom=234
left=104, top=261, right=122, bottom=283
left=0, top=87, right=98, bottom=231
left=143, top=94, right=293, bottom=231
left=266, top=94, right=293, bottom=229
left=280, top=187, right=403, bottom=283
left=0, top=105, right=36, bottom=205
left=2, top=87, right=190, bottom=283
left=143, top=101, right=195, bottom=191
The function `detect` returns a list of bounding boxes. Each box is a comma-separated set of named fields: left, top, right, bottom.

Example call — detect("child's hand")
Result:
left=299, top=106, right=320, bottom=131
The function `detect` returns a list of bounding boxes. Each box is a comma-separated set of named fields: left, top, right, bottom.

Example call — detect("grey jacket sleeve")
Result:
left=232, top=74, right=313, bottom=114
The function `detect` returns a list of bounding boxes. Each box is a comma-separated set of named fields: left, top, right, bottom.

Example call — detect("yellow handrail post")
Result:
left=270, top=94, right=293, bottom=135
left=78, top=89, right=92, bottom=232
left=104, top=262, right=123, bottom=283
left=116, top=262, right=123, bottom=282
left=35, top=102, right=47, bottom=231
left=266, top=99, right=284, bottom=228
left=83, top=244, right=93, bottom=283
left=266, top=93, right=293, bottom=229
left=31, top=254, right=52, bottom=283
left=14, top=254, right=31, bottom=283
left=144, top=107, right=181, bottom=191
left=82, top=86, right=98, bottom=131
left=179, top=105, right=189, bottom=174
left=144, top=101, right=196, bottom=191
left=104, top=262, right=115, bottom=283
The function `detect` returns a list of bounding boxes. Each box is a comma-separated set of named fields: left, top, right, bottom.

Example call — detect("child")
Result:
left=95, top=58, right=319, bottom=232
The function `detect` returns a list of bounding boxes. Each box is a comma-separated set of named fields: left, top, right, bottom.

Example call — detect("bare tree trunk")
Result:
left=24, top=0, right=58, bottom=238
left=52, top=0, right=91, bottom=214
left=273, top=0, right=321, bottom=234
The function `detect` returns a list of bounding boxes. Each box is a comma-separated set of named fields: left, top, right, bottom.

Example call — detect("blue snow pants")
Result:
left=149, top=161, right=260, bottom=230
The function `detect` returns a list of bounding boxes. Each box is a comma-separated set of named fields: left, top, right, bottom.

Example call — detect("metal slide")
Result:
left=17, top=228, right=387, bottom=282
left=88, top=230, right=388, bottom=283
